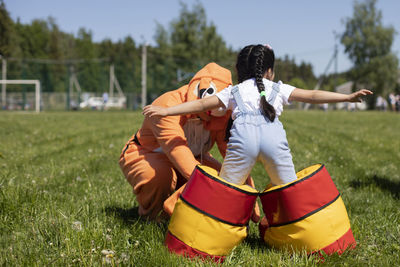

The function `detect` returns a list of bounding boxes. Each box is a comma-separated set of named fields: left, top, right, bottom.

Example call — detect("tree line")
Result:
left=0, top=2, right=316, bottom=98
left=0, top=0, right=398, bottom=108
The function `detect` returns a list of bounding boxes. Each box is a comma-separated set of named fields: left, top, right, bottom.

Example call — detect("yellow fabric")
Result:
left=295, top=164, right=322, bottom=180
left=198, top=165, right=258, bottom=193
left=168, top=199, right=247, bottom=256
left=263, top=164, right=322, bottom=192
left=263, top=196, right=351, bottom=252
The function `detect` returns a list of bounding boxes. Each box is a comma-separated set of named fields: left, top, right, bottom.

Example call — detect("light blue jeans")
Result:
left=219, top=113, right=297, bottom=185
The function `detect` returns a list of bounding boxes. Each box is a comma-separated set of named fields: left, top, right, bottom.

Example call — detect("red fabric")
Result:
left=181, top=166, right=257, bottom=225
left=165, top=231, right=225, bottom=263
left=258, top=217, right=269, bottom=241
left=320, top=228, right=356, bottom=255
left=260, top=165, right=339, bottom=226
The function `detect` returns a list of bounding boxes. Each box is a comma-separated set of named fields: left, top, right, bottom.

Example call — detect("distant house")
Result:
left=335, top=81, right=367, bottom=110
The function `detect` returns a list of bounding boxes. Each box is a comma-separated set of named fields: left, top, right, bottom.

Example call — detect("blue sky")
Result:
left=4, top=0, right=400, bottom=76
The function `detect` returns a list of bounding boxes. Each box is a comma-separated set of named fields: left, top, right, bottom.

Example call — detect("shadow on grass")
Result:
left=104, top=206, right=142, bottom=225
left=350, top=175, right=400, bottom=200
left=104, top=206, right=169, bottom=230
left=244, top=233, right=273, bottom=253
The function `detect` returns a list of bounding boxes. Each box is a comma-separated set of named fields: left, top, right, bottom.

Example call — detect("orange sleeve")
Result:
left=148, top=114, right=199, bottom=180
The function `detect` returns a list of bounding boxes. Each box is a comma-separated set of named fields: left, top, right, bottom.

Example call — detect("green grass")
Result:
left=0, top=110, right=399, bottom=266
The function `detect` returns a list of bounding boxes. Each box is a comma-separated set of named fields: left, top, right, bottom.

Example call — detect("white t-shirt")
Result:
left=216, top=78, right=295, bottom=120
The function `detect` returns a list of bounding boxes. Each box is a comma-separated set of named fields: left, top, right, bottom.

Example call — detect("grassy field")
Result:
left=0, top=110, right=399, bottom=266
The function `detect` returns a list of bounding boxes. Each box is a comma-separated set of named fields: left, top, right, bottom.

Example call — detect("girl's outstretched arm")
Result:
left=143, top=95, right=224, bottom=117
left=288, top=88, right=373, bottom=104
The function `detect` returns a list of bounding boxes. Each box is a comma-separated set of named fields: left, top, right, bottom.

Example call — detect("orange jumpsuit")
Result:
left=119, top=63, right=232, bottom=220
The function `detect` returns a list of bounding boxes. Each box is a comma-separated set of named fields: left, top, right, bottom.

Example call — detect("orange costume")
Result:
left=119, top=63, right=233, bottom=219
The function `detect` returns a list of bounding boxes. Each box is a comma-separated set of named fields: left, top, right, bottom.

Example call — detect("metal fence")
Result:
left=2, top=92, right=143, bottom=111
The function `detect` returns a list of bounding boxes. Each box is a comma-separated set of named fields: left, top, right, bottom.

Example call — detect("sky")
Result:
left=4, top=0, right=400, bottom=76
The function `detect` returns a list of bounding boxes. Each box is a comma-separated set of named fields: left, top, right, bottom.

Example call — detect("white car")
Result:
left=80, top=96, right=126, bottom=109
left=80, top=97, right=104, bottom=109
left=105, top=97, right=126, bottom=109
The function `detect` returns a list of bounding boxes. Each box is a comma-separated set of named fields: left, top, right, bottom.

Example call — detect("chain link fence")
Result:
left=3, top=92, right=142, bottom=111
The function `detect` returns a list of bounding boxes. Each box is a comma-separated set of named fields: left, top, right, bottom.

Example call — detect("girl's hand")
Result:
left=348, top=89, right=373, bottom=102
left=142, top=105, right=168, bottom=117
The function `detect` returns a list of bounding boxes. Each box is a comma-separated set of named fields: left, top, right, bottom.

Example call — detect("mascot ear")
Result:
left=198, top=81, right=226, bottom=117
left=199, top=82, right=217, bottom=99
left=192, top=82, right=200, bottom=98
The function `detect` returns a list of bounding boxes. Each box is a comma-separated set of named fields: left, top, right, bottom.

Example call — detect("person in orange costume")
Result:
left=119, top=62, right=260, bottom=220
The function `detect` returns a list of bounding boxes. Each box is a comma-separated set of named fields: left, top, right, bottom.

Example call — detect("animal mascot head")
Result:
left=185, top=62, right=232, bottom=129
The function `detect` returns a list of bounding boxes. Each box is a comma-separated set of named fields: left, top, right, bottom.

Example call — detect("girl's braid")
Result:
left=253, top=45, right=276, bottom=121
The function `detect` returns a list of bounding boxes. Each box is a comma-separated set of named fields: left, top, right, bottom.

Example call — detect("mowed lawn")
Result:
left=0, top=110, right=399, bottom=266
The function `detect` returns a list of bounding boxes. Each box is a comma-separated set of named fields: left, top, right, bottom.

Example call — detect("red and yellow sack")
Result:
left=165, top=165, right=258, bottom=262
left=259, top=164, right=356, bottom=255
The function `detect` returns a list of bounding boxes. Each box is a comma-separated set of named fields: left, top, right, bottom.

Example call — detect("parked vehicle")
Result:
left=80, top=96, right=126, bottom=110
left=80, top=97, right=104, bottom=109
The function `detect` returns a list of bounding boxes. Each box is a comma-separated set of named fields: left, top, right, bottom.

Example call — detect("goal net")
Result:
left=0, top=80, right=41, bottom=113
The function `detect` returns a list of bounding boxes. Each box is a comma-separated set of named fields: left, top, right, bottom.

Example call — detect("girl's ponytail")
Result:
left=258, top=85, right=276, bottom=121
left=254, top=45, right=276, bottom=121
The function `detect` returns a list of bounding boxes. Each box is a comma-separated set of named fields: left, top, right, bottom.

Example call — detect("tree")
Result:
left=113, top=36, right=139, bottom=93
left=341, top=0, right=398, bottom=108
left=74, top=28, right=103, bottom=93
left=153, top=1, right=236, bottom=92
left=0, top=0, right=17, bottom=57
left=275, top=56, right=316, bottom=89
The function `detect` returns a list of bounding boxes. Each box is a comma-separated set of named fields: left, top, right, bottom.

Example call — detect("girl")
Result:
left=143, top=44, right=372, bottom=186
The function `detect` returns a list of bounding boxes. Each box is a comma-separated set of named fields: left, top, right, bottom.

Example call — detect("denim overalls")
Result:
left=219, top=83, right=297, bottom=185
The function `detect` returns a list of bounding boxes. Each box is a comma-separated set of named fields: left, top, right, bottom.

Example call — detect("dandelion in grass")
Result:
left=88, top=148, right=93, bottom=153
left=101, top=249, right=115, bottom=264
left=101, top=249, right=115, bottom=256
left=72, top=221, right=82, bottom=231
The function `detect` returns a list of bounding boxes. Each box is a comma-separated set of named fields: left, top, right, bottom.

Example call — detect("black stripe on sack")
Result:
left=269, top=193, right=341, bottom=228
left=260, top=164, right=325, bottom=196
left=195, top=166, right=259, bottom=196
left=180, top=195, right=248, bottom=227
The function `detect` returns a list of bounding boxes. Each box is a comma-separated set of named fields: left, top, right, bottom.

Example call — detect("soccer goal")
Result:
left=0, top=80, right=41, bottom=113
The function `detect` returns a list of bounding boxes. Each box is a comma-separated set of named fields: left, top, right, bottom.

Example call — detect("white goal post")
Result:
left=0, top=80, right=41, bottom=113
